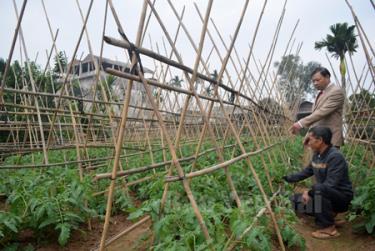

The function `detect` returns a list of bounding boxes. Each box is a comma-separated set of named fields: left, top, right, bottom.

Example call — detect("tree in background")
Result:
left=258, top=97, right=284, bottom=125
left=169, top=75, right=183, bottom=88
left=0, top=58, right=52, bottom=105
left=53, top=51, right=68, bottom=77
left=315, top=22, right=358, bottom=92
left=0, top=58, right=55, bottom=141
left=258, top=97, right=283, bottom=113
left=274, top=55, right=321, bottom=104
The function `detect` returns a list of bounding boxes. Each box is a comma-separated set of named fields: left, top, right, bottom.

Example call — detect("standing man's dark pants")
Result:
left=290, top=184, right=352, bottom=227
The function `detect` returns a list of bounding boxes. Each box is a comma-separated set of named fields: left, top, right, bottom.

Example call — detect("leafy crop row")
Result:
left=0, top=138, right=311, bottom=250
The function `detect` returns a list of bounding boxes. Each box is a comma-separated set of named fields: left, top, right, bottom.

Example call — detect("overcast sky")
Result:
left=1, top=0, right=374, bottom=93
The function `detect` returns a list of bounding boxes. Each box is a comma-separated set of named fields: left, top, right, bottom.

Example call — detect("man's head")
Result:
left=311, top=67, right=331, bottom=91
left=307, top=126, right=332, bottom=152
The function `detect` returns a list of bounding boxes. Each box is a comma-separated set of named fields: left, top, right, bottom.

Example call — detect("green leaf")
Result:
left=35, top=205, right=46, bottom=221
left=365, top=213, right=375, bottom=234
left=231, top=219, right=247, bottom=237
left=3, top=219, right=18, bottom=233
left=23, top=244, right=35, bottom=251
left=348, top=213, right=357, bottom=222
left=127, top=209, right=144, bottom=220
left=63, top=211, right=84, bottom=223
left=56, top=223, right=71, bottom=246
left=2, top=243, right=20, bottom=251
left=39, top=217, right=57, bottom=229
left=351, top=191, right=368, bottom=206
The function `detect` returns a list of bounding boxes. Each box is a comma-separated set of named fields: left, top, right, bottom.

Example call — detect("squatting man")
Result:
left=283, top=126, right=353, bottom=239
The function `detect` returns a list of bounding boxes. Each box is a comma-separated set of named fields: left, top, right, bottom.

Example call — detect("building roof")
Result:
left=78, top=54, right=153, bottom=74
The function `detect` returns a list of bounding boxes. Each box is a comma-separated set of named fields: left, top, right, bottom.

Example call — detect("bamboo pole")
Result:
left=102, top=216, right=151, bottom=248
left=165, top=0, right=243, bottom=210
left=98, top=1, right=149, bottom=250
left=0, top=0, right=27, bottom=96
left=45, top=0, right=94, bottom=150
left=165, top=141, right=284, bottom=182
left=225, top=186, right=281, bottom=251
left=12, top=0, right=49, bottom=164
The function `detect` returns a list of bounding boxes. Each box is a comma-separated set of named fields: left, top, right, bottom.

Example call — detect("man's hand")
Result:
left=302, top=190, right=310, bottom=204
left=289, top=122, right=302, bottom=135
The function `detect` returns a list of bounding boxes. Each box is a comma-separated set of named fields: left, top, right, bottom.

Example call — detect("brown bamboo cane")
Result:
left=201, top=8, right=277, bottom=193
left=98, top=1, right=149, bottom=250
left=0, top=0, right=27, bottom=96
left=74, top=0, right=113, bottom=157
left=10, top=63, right=35, bottom=160
left=156, top=34, right=186, bottom=151
left=11, top=63, right=38, bottom=164
left=150, top=46, right=175, bottom=171
left=45, top=0, right=94, bottom=150
left=95, top=142, right=248, bottom=180
left=149, top=31, right=185, bottom=172
left=345, top=55, right=371, bottom=162
left=143, top=0, right=241, bottom=217
left=250, top=46, right=298, bottom=166
left=348, top=104, right=374, bottom=163
left=344, top=2, right=375, bottom=162
left=250, top=39, right=300, bottom=156
left=130, top=6, right=165, bottom=174
left=93, top=175, right=157, bottom=197
left=245, top=5, right=287, bottom=156
left=103, top=40, right=289, bottom=121
left=345, top=0, right=375, bottom=61
left=225, top=186, right=281, bottom=251
left=163, top=0, right=284, bottom=247
left=165, top=1, right=244, bottom=210
left=195, top=2, right=285, bottom=249
left=143, top=0, right=217, bottom=245
left=103, top=37, right=263, bottom=107
left=127, top=65, right=215, bottom=248
left=325, top=53, right=373, bottom=164
left=236, top=31, right=290, bottom=189
left=262, top=68, right=290, bottom=166
left=75, top=0, right=131, bottom=199
left=210, top=1, right=293, bottom=162
left=40, top=0, right=87, bottom=177
left=43, top=36, right=69, bottom=166
left=165, top=141, right=284, bottom=182
left=12, top=0, right=50, bottom=164
left=102, top=216, right=151, bottom=248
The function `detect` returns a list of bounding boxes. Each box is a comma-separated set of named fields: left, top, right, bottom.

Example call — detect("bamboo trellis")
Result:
left=0, top=1, right=374, bottom=250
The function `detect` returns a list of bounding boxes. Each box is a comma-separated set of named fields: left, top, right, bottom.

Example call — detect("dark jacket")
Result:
left=285, top=146, right=353, bottom=199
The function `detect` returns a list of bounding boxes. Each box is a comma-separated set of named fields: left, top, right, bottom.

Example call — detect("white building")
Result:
left=58, top=54, right=154, bottom=118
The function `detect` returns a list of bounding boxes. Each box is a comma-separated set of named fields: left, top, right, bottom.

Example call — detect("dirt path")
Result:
left=107, top=219, right=152, bottom=251
left=294, top=215, right=375, bottom=251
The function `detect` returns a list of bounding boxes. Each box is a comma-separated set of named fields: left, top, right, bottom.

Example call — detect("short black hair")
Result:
left=308, top=126, right=332, bottom=145
left=311, top=67, right=331, bottom=78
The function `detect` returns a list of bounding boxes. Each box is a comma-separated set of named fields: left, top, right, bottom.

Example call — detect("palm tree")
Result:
left=315, top=22, right=358, bottom=92
left=169, top=75, right=183, bottom=88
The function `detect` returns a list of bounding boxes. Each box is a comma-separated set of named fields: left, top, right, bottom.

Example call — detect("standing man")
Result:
left=289, top=67, right=345, bottom=148
left=283, top=127, right=353, bottom=239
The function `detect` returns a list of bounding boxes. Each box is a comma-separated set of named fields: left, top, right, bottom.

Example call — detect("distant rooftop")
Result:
left=70, top=54, right=152, bottom=76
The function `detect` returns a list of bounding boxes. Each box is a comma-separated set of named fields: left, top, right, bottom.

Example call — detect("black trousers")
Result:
left=290, top=184, right=352, bottom=228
